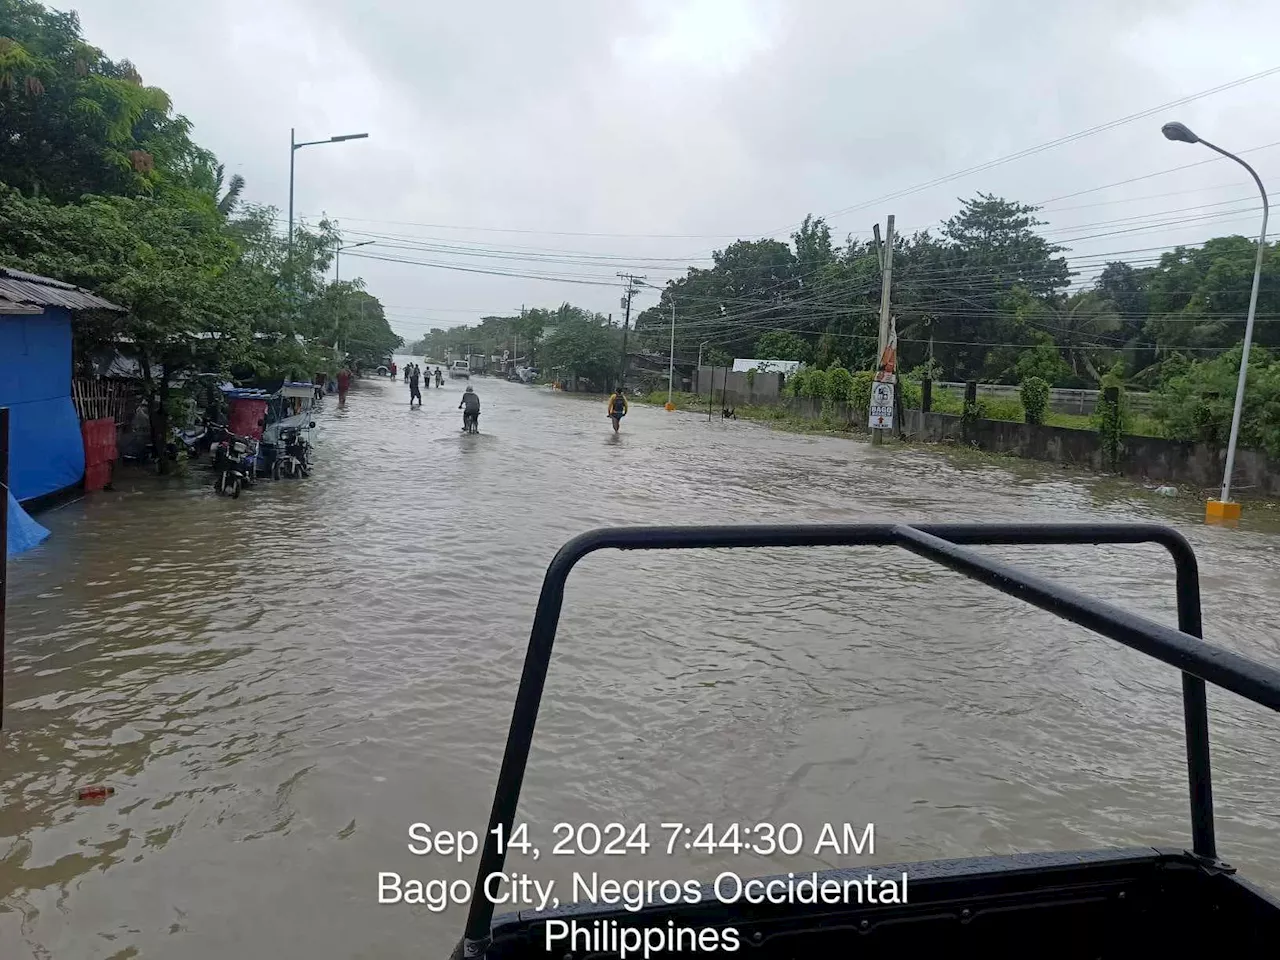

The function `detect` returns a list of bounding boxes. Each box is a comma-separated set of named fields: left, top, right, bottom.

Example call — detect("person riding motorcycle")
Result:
left=459, top=385, right=480, bottom=431
left=606, top=387, right=628, bottom=432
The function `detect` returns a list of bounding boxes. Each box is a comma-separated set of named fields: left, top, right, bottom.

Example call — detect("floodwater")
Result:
left=2, top=370, right=1279, bottom=959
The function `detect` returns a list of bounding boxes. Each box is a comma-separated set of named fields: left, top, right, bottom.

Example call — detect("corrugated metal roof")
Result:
left=0, top=265, right=125, bottom=313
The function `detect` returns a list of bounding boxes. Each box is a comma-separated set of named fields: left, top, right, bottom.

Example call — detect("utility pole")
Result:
left=872, top=215, right=895, bottom=446
left=617, top=273, right=645, bottom=389
left=667, top=297, right=677, bottom=408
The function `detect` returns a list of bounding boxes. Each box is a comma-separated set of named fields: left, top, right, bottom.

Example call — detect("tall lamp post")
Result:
left=288, top=128, right=369, bottom=256
left=1162, top=121, right=1270, bottom=522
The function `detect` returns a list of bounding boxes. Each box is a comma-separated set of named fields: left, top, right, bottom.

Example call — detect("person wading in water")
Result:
left=409, top=365, right=423, bottom=407
left=606, top=387, right=628, bottom=433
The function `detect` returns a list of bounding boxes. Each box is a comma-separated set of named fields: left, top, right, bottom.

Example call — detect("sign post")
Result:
left=869, top=315, right=898, bottom=433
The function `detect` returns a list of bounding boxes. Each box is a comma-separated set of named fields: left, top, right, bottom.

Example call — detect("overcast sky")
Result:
left=64, top=0, right=1280, bottom=345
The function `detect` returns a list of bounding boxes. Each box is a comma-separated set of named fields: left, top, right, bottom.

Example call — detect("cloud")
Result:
left=61, top=0, right=1280, bottom=342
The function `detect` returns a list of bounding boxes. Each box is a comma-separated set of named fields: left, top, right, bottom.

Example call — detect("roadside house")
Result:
left=0, top=266, right=124, bottom=555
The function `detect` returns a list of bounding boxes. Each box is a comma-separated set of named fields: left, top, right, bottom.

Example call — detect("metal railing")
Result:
left=935, top=381, right=1155, bottom=415
left=458, top=522, right=1280, bottom=958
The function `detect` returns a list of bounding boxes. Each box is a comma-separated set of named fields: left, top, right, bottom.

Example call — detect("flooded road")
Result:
left=3, top=371, right=1279, bottom=958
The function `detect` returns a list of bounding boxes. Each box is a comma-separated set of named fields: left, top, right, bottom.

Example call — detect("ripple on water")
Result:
left=1, top=376, right=1278, bottom=957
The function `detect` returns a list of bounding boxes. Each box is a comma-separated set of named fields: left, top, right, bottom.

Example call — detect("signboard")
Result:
left=868, top=381, right=895, bottom=430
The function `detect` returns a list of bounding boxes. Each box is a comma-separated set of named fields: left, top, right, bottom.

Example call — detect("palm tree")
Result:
left=213, top=162, right=245, bottom=216
left=1038, top=291, right=1121, bottom=383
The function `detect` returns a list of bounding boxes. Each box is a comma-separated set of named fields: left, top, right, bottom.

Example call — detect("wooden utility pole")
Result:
left=872, top=215, right=895, bottom=446
left=617, top=273, right=645, bottom=389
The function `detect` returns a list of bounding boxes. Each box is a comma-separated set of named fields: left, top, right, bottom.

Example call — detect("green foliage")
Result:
left=537, top=307, right=620, bottom=387
left=801, top=368, right=829, bottom=399
left=0, top=0, right=211, bottom=201
left=825, top=367, right=854, bottom=402
left=754, top=330, right=811, bottom=363
left=1020, top=376, right=1050, bottom=425
left=1090, top=362, right=1130, bottom=469
left=1015, top=341, right=1070, bottom=386
left=848, top=371, right=876, bottom=414
left=1152, top=347, right=1280, bottom=456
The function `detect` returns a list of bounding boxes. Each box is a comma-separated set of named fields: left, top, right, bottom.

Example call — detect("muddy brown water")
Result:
left=2, top=372, right=1279, bottom=958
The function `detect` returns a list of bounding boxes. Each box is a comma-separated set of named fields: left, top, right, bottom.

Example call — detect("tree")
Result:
left=1039, top=291, right=1121, bottom=383
left=754, top=330, right=811, bottom=362
left=1144, top=236, right=1280, bottom=351
left=538, top=307, right=619, bottom=387
left=0, top=0, right=207, bottom=201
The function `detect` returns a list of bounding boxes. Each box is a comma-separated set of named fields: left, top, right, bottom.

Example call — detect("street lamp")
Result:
left=1162, top=121, right=1270, bottom=522
left=335, top=239, right=376, bottom=284
left=288, top=128, right=369, bottom=256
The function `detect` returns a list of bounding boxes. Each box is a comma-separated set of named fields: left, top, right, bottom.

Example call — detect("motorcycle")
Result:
left=277, top=424, right=314, bottom=478
left=211, top=431, right=258, bottom=498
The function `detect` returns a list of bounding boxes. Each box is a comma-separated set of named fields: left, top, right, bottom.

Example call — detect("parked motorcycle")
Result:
left=211, top=431, right=258, bottom=498
left=277, top=423, right=315, bottom=478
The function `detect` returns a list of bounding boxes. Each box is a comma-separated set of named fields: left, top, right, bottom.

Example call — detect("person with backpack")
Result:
left=606, top=387, right=628, bottom=433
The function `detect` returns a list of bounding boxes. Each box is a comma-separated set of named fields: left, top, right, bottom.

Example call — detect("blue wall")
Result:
left=0, top=306, right=85, bottom=501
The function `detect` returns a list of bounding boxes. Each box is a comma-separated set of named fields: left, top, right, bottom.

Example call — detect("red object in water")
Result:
left=83, top=461, right=112, bottom=493
left=227, top=397, right=268, bottom=441
left=77, top=784, right=115, bottom=802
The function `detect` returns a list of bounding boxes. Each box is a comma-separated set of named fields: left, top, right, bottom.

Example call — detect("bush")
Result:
left=825, top=367, right=855, bottom=402
left=1152, top=347, right=1280, bottom=455
left=899, top=378, right=921, bottom=410
left=1020, top=376, right=1050, bottom=425
left=848, top=371, right=876, bottom=415
left=982, top=397, right=1024, bottom=421
left=1015, top=343, right=1070, bottom=386
left=802, top=368, right=829, bottom=399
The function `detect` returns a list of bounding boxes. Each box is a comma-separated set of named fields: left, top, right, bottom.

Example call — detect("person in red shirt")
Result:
left=389, top=361, right=397, bottom=380
left=337, top=367, right=352, bottom=405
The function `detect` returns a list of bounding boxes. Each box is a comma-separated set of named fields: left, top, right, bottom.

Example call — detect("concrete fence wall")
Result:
left=900, top=410, right=1280, bottom=496
left=692, top=366, right=783, bottom=405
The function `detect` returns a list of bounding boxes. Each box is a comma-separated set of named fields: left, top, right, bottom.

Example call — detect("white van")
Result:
left=449, top=360, right=470, bottom=379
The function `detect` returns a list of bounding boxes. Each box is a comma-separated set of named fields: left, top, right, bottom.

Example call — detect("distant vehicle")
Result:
left=450, top=360, right=471, bottom=379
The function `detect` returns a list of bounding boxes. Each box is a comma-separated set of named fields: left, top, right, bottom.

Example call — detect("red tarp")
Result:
left=228, top=398, right=267, bottom=440
left=81, top=417, right=117, bottom=467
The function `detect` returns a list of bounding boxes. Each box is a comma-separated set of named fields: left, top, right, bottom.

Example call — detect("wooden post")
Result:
left=922, top=378, right=933, bottom=413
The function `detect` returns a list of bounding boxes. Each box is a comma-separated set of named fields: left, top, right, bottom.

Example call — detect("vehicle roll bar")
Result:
left=459, top=523, right=1280, bottom=958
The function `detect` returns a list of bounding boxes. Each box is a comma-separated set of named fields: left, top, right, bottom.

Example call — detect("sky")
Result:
left=62, top=0, right=1280, bottom=346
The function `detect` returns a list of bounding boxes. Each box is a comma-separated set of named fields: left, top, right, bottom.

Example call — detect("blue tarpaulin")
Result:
left=0, top=306, right=85, bottom=502
left=7, top=488, right=50, bottom=557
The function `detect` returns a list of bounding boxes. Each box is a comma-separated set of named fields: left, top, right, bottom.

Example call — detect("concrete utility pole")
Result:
left=873, top=214, right=895, bottom=446
left=667, top=297, right=677, bottom=407
left=617, top=273, right=646, bottom=389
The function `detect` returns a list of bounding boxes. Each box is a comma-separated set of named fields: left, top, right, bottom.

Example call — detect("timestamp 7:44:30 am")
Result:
left=490, top=821, right=876, bottom=858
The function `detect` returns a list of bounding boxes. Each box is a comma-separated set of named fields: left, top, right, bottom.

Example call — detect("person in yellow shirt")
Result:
left=606, top=387, right=628, bottom=433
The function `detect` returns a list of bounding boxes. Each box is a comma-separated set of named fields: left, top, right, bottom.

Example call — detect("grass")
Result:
left=639, top=389, right=1167, bottom=439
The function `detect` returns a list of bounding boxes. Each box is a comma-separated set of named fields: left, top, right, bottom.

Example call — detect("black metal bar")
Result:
left=460, top=522, right=1277, bottom=952
left=1168, top=538, right=1216, bottom=860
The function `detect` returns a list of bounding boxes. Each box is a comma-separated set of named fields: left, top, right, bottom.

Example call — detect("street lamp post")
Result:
left=288, top=128, right=369, bottom=256
left=1162, top=121, right=1270, bottom=522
